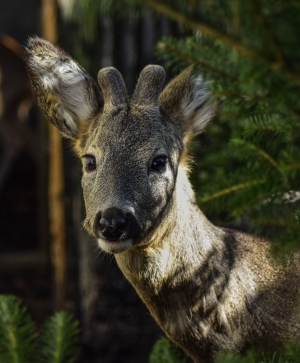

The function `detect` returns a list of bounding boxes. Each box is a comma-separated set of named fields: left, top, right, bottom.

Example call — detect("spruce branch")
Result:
left=0, top=295, right=81, bottom=363
left=229, top=139, right=280, bottom=169
left=157, top=41, right=237, bottom=81
left=281, top=163, right=300, bottom=170
left=296, top=209, right=300, bottom=225
left=257, top=149, right=279, bottom=169
left=0, top=295, right=35, bottom=363
left=36, top=312, right=80, bottom=363
left=143, top=1, right=271, bottom=62
left=149, top=336, right=186, bottom=363
left=144, top=0, right=300, bottom=84
left=248, top=143, right=279, bottom=169
left=246, top=126, right=281, bottom=132
left=254, top=219, right=297, bottom=228
left=230, top=0, right=241, bottom=36
left=199, top=179, right=266, bottom=204
left=248, top=0, right=285, bottom=68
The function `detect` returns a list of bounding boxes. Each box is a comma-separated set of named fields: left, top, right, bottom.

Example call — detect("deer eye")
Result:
left=85, top=155, right=96, bottom=171
left=151, top=155, right=168, bottom=172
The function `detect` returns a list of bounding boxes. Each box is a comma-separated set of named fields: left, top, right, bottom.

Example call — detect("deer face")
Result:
left=80, top=102, right=180, bottom=253
left=26, top=37, right=216, bottom=254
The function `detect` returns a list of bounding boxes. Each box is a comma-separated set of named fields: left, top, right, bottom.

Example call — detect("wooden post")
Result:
left=41, top=0, right=67, bottom=309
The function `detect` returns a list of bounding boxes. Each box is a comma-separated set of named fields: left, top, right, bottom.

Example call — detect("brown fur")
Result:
left=25, top=37, right=300, bottom=363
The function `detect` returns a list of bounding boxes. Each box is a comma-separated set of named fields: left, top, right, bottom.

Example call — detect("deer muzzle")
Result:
left=94, top=207, right=141, bottom=243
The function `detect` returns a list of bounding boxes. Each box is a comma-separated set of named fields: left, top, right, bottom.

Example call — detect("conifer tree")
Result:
left=0, top=295, right=80, bottom=363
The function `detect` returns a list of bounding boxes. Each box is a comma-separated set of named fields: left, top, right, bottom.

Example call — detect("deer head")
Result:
left=26, top=37, right=216, bottom=254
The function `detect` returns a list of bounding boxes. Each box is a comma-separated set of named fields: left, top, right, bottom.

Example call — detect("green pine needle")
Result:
left=149, top=337, right=187, bottom=363
left=215, top=344, right=300, bottom=363
left=0, top=295, right=80, bottom=363
left=36, top=312, right=80, bottom=363
left=296, top=209, right=300, bottom=225
left=0, top=295, right=36, bottom=363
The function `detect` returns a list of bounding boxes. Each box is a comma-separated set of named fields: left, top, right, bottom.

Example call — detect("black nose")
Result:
left=94, top=207, right=140, bottom=241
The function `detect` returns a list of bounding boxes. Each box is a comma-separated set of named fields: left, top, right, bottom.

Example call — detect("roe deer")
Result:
left=25, top=37, right=300, bottom=363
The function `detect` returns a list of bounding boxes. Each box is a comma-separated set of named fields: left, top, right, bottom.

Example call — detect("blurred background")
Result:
left=0, top=0, right=300, bottom=362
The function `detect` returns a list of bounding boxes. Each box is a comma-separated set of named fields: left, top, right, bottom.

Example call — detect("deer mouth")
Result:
left=97, top=237, right=134, bottom=254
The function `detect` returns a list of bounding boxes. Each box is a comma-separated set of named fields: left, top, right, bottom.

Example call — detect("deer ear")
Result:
left=159, top=67, right=217, bottom=144
left=25, top=37, right=103, bottom=139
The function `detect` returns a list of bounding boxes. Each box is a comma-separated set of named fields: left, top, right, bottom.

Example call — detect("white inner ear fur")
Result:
left=31, top=53, right=96, bottom=134
left=181, top=75, right=216, bottom=134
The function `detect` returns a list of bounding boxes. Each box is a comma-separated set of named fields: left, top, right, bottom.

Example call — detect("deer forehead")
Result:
left=80, top=104, right=171, bottom=157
